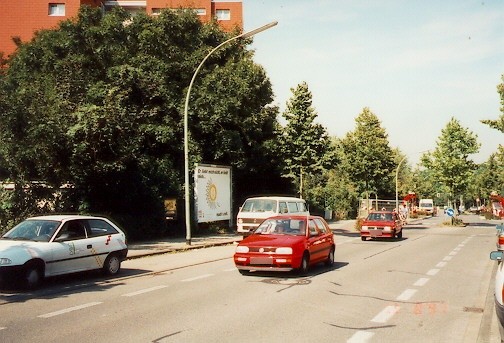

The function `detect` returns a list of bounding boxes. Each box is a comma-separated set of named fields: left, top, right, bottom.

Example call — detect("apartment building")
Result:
left=0, top=0, right=243, bottom=58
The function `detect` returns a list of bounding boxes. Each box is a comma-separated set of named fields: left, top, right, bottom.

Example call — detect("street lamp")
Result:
left=183, top=21, right=278, bottom=245
left=395, top=150, right=430, bottom=213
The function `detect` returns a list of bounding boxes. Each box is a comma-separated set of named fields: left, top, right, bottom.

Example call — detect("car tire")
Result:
left=238, top=269, right=249, bottom=275
left=397, top=230, right=403, bottom=239
left=103, top=254, right=121, bottom=276
left=298, top=252, right=310, bottom=276
left=361, top=236, right=366, bottom=241
left=325, top=247, right=335, bottom=267
left=23, top=262, right=43, bottom=290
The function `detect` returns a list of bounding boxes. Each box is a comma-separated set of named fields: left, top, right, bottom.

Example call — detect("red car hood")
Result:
left=239, top=234, right=305, bottom=247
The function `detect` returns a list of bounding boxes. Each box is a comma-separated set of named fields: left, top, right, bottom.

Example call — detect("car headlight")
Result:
left=361, top=225, right=368, bottom=230
left=275, top=247, right=293, bottom=254
left=235, top=246, right=249, bottom=253
left=237, top=218, right=243, bottom=224
left=0, top=258, right=12, bottom=265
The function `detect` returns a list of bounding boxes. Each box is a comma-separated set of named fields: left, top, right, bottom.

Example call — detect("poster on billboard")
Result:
left=194, top=164, right=232, bottom=223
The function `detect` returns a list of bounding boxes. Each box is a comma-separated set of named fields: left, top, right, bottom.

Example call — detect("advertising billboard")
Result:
left=194, top=164, right=232, bottom=223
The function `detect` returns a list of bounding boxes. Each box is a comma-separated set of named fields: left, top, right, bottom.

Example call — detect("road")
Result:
left=0, top=214, right=500, bottom=342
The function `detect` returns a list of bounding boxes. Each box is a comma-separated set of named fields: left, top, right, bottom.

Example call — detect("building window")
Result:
left=215, top=9, right=230, bottom=21
left=48, top=3, right=65, bottom=16
left=194, top=8, right=206, bottom=16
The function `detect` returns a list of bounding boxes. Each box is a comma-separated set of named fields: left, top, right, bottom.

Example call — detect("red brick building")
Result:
left=0, top=0, right=243, bottom=58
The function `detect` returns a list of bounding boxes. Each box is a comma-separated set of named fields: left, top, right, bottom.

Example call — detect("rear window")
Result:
left=88, top=219, right=119, bottom=237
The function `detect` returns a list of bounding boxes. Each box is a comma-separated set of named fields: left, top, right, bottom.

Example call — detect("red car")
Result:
left=360, top=211, right=403, bottom=241
left=234, top=215, right=335, bottom=275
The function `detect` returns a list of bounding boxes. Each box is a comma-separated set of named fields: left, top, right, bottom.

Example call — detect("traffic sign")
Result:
left=446, top=208, right=454, bottom=217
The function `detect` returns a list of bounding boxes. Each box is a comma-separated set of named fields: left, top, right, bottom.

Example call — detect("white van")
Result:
left=419, top=199, right=435, bottom=215
left=236, top=196, right=309, bottom=235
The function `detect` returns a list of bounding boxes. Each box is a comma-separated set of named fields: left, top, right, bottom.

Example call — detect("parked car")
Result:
left=489, top=225, right=504, bottom=342
left=360, top=210, right=403, bottom=241
left=0, top=215, right=128, bottom=289
left=234, top=215, right=335, bottom=275
left=236, top=196, right=309, bottom=236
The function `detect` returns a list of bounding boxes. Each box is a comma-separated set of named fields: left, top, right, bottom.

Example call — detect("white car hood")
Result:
left=0, top=239, right=46, bottom=266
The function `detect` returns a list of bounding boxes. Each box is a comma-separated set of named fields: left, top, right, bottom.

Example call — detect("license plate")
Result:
left=369, top=229, right=383, bottom=237
left=250, top=257, right=273, bottom=265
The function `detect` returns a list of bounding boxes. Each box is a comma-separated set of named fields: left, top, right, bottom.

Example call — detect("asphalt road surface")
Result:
left=0, top=214, right=500, bottom=342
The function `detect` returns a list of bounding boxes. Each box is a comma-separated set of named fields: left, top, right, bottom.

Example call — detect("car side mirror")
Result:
left=490, top=251, right=504, bottom=261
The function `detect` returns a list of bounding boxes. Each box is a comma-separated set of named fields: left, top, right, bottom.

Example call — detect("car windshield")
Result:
left=254, top=218, right=306, bottom=236
left=1, top=220, right=60, bottom=242
left=241, top=199, right=277, bottom=213
left=367, top=213, right=393, bottom=221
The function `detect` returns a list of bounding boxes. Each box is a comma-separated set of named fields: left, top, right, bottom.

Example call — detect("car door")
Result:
left=306, top=219, right=329, bottom=263
left=86, top=218, right=123, bottom=268
left=47, top=220, right=92, bottom=276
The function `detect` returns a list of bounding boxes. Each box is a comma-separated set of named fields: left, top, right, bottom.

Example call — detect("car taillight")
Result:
left=499, top=235, right=504, bottom=246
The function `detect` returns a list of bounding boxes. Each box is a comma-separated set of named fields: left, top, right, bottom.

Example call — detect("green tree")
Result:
left=279, top=82, right=335, bottom=198
left=340, top=107, right=395, bottom=199
left=0, top=7, right=281, bottom=236
left=481, top=74, right=504, bottom=133
left=421, top=117, right=480, bottom=207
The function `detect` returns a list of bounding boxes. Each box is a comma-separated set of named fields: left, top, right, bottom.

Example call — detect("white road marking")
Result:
left=427, top=268, right=440, bottom=276
left=0, top=327, right=6, bottom=331
left=436, top=261, right=447, bottom=268
left=122, top=285, right=168, bottom=297
left=38, top=302, right=102, bottom=318
left=396, top=289, right=417, bottom=301
left=371, top=305, right=400, bottom=323
left=414, top=278, right=429, bottom=287
left=443, top=256, right=453, bottom=261
left=347, top=331, right=375, bottom=343
left=448, top=251, right=457, bottom=256
left=181, top=273, right=214, bottom=282
left=454, top=247, right=461, bottom=251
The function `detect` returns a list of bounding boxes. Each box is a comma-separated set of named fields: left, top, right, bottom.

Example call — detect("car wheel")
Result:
left=325, top=247, right=335, bottom=267
left=298, top=252, right=310, bottom=276
left=397, top=230, right=403, bottom=239
left=103, top=254, right=121, bottom=275
left=238, top=269, right=249, bottom=275
left=23, top=263, right=43, bottom=290
left=361, top=236, right=366, bottom=241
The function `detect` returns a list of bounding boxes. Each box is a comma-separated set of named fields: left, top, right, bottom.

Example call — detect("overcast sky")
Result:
left=242, top=0, right=503, bottom=165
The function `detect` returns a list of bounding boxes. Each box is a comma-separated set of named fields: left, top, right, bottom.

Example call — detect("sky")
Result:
left=242, top=0, right=504, bottom=165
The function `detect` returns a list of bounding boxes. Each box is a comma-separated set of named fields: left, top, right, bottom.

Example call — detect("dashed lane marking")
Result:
left=371, top=305, right=400, bottom=323
left=122, top=285, right=168, bottom=297
left=436, top=261, right=447, bottom=268
left=396, top=289, right=417, bottom=301
left=181, top=274, right=214, bottom=282
left=347, top=331, right=375, bottom=343
left=427, top=268, right=440, bottom=276
left=414, top=277, right=430, bottom=287
left=38, top=302, right=102, bottom=318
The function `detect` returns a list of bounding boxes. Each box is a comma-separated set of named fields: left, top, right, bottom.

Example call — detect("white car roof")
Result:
left=245, top=197, right=305, bottom=201
left=26, top=214, right=107, bottom=221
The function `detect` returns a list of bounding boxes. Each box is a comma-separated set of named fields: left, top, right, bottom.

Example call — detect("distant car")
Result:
left=490, top=225, right=504, bottom=342
left=234, top=215, right=335, bottom=275
left=0, top=215, right=128, bottom=289
left=360, top=211, right=403, bottom=241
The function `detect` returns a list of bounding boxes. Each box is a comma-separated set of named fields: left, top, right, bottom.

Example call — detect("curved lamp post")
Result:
left=183, top=21, right=278, bottom=245
left=395, top=150, right=430, bottom=213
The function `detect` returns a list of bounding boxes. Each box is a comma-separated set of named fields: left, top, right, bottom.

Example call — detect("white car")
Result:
left=490, top=224, right=504, bottom=341
left=0, top=215, right=128, bottom=289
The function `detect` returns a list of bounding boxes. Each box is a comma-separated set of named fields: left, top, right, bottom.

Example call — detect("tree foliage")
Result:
left=421, top=117, right=480, bottom=203
left=278, top=82, right=335, bottom=198
left=481, top=74, right=504, bottom=133
left=0, top=7, right=281, bottom=237
left=340, top=107, right=395, bottom=198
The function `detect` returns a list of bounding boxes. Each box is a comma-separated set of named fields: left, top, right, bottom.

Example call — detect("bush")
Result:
left=355, top=217, right=364, bottom=231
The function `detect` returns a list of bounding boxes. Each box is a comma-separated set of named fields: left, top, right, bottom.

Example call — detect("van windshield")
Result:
left=241, top=199, right=277, bottom=213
